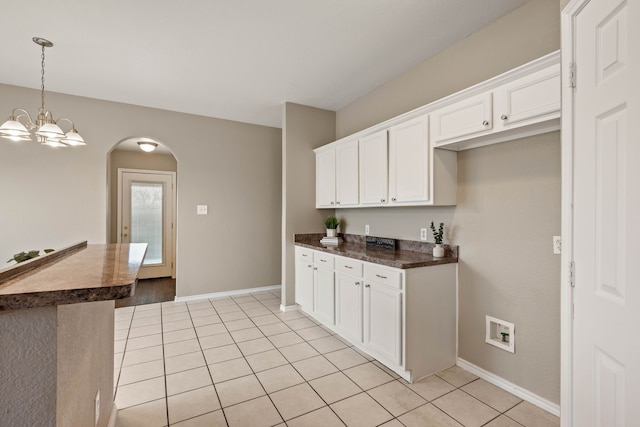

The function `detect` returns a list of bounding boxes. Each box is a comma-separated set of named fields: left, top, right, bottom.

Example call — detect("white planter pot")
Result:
left=433, top=244, right=445, bottom=258
left=326, top=229, right=337, bottom=238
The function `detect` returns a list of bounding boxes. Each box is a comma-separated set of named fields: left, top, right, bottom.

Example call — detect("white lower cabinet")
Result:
left=294, top=248, right=314, bottom=313
left=314, top=255, right=335, bottom=326
left=364, top=281, right=402, bottom=365
left=295, top=247, right=456, bottom=382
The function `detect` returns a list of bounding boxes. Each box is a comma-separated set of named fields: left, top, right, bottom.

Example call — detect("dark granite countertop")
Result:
left=294, top=234, right=458, bottom=269
left=0, top=242, right=147, bottom=311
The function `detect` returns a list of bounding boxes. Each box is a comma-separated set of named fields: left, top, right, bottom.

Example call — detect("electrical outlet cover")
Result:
left=420, top=228, right=428, bottom=241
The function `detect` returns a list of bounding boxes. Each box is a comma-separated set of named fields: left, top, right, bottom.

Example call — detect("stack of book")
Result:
left=320, top=236, right=342, bottom=246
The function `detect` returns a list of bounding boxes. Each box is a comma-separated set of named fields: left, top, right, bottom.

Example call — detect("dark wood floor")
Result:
left=115, top=277, right=176, bottom=308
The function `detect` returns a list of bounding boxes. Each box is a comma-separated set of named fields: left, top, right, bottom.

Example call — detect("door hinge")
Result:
left=569, top=62, right=577, bottom=88
left=569, top=261, right=575, bottom=287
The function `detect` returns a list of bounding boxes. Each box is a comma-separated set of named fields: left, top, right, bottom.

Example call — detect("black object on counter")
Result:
left=366, top=236, right=397, bottom=250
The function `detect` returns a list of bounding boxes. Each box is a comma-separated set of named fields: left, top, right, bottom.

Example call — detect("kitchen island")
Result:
left=0, top=242, right=146, bottom=427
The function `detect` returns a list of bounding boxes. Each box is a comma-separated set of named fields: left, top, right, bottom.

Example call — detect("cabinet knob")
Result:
left=365, top=284, right=370, bottom=288
left=391, top=197, right=397, bottom=202
left=336, top=201, right=341, bottom=205
left=355, top=282, right=360, bottom=286
left=307, top=264, right=312, bottom=268
left=314, top=267, right=318, bottom=270
left=501, top=114, right=508, bottom=120
left=482, top=120, right=490, bottom=126
left=330, top=201, right=335, bottom=205
left=380, top=198, right=385, bottom=202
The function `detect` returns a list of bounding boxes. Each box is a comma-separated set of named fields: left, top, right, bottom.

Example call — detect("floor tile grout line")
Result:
left=184, top=298, right=231, bottom=427
left=159, top=304, right=171, bottom=426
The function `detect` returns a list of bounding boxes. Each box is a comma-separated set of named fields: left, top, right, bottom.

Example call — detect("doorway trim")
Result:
left=117, top=168, right=177, bottom=278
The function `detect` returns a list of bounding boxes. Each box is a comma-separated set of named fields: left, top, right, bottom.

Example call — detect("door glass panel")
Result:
left=130, top=182, right=163, bottom=265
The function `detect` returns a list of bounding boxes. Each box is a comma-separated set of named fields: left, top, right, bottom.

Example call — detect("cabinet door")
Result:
left=389, top=115, right=430, bottom=204
left=335, top=273, right=362, bottom=343
left=295, top=260, right=314, bottom=313
left=359, top=130, right=388, bottom=206
left=495, top=63, right=560, bottom=129
left=364, top=283, right=402, bottom=365
left=314, top=267, right=335, bottom=326
left=316, top=148, right=336, bottom=208
left=431, top=92, right=493, bottom=144
left=335, top=140, right=359, bottom=207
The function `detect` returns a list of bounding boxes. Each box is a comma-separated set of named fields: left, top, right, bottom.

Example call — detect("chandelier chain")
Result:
left=40, top=44, right=46, bottom=114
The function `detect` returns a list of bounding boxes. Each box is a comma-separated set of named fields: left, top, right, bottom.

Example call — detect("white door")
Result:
left=335, top=273, right=362, bottom=343
left=314, top=267, right=335, bottom=326
left=363, top=282, right=402, bottom=365
left=359, top=130, right=389, bottom=206
left=568, top=0, right=639, bottom=424
left=335, top=139, right=359, bottom=207
left=315, top=148, right=336, bottom=208
left=389, top=115, right=430, bottom=204
left=118, top=170, right=175, bottom=279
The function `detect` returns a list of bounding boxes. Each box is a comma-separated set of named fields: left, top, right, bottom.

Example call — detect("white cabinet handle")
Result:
left=320, top=259, right=327, bottom=262
left=375, top=274, right=388, bottom=279
left=345, top=265, right=353, bottom=269
left=302, top=254, right=308, bottom=257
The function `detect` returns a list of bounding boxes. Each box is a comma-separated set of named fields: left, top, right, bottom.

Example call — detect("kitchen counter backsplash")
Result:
left=294, top=233, right=458, bottom=269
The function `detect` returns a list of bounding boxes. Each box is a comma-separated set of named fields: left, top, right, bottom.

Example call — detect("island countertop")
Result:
left=0, top=242, right=147, bottom=311
left=294, top=233, right=458, bottom=269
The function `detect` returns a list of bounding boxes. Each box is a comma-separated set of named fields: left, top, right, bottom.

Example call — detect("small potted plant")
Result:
left=324, top=216, right=341, bottom=238
left=430, top=221, right=445, bottom=258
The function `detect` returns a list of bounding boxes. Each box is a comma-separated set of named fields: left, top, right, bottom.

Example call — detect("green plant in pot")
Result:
left=430, top=221, right=445, bottom=258
left=324, top=216, right=341, bottom=238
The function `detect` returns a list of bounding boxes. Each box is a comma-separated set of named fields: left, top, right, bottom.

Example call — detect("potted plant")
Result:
left=324, top=216, right=341, bottom=238
left=430, top=221, right=445, bottom=258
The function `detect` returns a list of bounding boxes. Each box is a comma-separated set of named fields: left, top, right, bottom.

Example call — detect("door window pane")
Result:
left=130, top=182, right=163, bottom=265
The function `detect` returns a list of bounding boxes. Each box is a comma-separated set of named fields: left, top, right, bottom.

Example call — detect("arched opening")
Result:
left=107, top=137, right=178, bottom=306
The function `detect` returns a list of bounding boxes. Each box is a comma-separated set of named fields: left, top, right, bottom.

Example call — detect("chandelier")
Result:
left=0, top=37, right=85, bottom=147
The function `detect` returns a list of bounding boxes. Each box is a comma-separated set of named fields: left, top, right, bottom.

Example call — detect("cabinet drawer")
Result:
left=314, top=252, right=334, bottom=269
left=335, top=257, right=363, bottom=276
left=295, top=247, right=314, bottom=262
left=364, top=264, right=402, bottom=290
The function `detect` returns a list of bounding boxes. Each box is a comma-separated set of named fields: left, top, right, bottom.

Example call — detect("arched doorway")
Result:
left=107, top=137, right=178, bottom=305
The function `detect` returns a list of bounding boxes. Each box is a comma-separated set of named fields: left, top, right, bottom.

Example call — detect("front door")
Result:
left=570, top=0, right=639, bottom=424
left=118, top=169, right=175, bottom=279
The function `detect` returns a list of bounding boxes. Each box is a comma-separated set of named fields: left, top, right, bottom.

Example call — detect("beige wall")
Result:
left=0, top=84, right=282, bottom=297
left=282, top=103, right=335, bottom=306
left=335, top=0, right=561, bottom=403
left=108, top=149, right=177, bottom=244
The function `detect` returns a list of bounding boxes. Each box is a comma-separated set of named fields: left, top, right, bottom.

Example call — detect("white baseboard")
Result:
left=107, top=402, right=118, bottom=427
left=456, top=358, right=560, bottom=417
left=174, top=285, right=281, bottom=303
left=279, top=304, right=298, bottom=312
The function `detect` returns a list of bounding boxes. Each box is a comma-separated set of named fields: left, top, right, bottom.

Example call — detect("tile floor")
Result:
left=114, top=290, right=560, bottom=427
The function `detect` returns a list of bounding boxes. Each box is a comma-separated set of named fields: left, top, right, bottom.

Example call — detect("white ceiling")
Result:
left=0, top=0, right=528, bottom=129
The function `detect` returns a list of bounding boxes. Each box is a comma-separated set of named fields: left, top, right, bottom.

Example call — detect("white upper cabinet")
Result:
left=430, top=92, right=493, bottom=144
left=359, top=130, right=389, bottom=206
left=389, top=115, right=430, bottom=204
left=335, top=139, right=359, bottom=207
left=494, top=62, right=561, bottom=130
left=314, top=51, right=559, bottom=208
left=315, top=147, right=335, bottom=208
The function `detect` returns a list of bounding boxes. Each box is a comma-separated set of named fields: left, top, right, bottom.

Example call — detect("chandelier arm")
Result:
left=10, top=108, right=37, bottom=130
left=55, top=117, right=76, bottom=132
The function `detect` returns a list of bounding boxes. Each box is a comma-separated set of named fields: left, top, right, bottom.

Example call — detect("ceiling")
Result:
left=0, top=0, right=528, bottom=129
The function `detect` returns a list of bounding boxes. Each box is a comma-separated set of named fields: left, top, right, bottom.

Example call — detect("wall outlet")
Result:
left=365, top=224, right=370, bottom=235
left=94, top=390, right=100, bottom=427
left=196, top=205, right=208, bottom=215
left=420, top=228, right=427, bottom=241
left=553, top=236, right=561, bottom=254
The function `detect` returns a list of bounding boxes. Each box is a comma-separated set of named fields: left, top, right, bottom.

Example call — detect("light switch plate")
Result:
left=197, top=205, right=208, bottom=215
left=553, top=236, right=561, bottom=254
left=365, top=225, right=370, bottom=235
